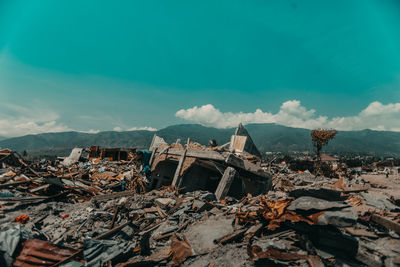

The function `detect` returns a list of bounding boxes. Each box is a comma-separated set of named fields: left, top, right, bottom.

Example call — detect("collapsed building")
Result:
left=149, top=124, right=271, bottom=199
left=58, top=124, right=272, bottom=200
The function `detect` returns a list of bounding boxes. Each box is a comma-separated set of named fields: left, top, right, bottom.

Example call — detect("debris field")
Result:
left=0, top=124, right=400, bottom=266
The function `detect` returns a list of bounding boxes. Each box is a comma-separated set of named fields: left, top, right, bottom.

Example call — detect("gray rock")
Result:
left=288, top=196, right=349, bottom=211
left=316, top=207, right=357, bottom=227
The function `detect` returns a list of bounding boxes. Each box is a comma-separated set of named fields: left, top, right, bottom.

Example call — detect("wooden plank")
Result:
left=148, top=149, right=156, bottom=167
left=371, top=214, right=400, bottom=233
left=0, top=177, right=41, bottom=189
left=215, top=167, right=237, bottom=200
left=18, top=159, right=42, bottom=177
left=110, top=205, right=120, bottom=230
left=215, top=228, right=246, bottom=244
left=171, top=149, right=187, bottom=188
left=341, top=187, right=369, bottom=193
left=344, top=227, right=377, bottom=238
left=29, top=184, right=50, bottom=193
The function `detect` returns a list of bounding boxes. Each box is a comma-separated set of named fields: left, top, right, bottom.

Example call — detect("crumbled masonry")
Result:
left=0, top=125, right=400, bottom=266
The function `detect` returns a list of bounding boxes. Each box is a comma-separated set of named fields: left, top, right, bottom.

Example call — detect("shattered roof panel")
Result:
left=14, top=239, right=78, bottom=267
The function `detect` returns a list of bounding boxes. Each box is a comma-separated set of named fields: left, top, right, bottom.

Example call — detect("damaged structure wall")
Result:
left=149, top=125, right=272, bottom=199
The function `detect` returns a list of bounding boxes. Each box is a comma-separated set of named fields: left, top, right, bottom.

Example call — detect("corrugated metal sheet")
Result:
left=83, top=238, right=132, bottom=267
left=13, top=239, right=78, bottom=267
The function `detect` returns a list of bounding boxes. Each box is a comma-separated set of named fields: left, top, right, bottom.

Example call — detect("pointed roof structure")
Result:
left=230, top=123, right=262, bottom=158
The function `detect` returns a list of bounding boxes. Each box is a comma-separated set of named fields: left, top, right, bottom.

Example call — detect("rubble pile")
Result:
left=0, top=125, right=400, bottom=266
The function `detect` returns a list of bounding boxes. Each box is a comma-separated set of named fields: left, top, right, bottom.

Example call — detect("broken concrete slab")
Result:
left=230, top=123, right=262, bottom=158
left=289, top=188, right=347, bottom=201
left=361, top=192, right=399, bottom=211
left=154, top=198, right=176, bottom=209
left=215, top=167, right=236, bottom=201
left=184, top=216, right=234, bottom=254
left=62, top=148, right=83, bottom=166
left=315, top=207, right=358, bottom=228
left=288, top=196, right=349, bottom=212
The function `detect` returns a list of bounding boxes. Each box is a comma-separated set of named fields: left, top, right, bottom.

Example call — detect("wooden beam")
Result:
left=215, top=167, right=236, bottom=200
left=18, top=159, right=41, bottom=177
left=0, top=177, right=42, bottom=189
left=371, top=214, right=400, bottom=233
left=215, top=228, right=246, bottom=244
left=110, top=205, right=120, bottom=230
left=171, top=149, right=187, bottom=188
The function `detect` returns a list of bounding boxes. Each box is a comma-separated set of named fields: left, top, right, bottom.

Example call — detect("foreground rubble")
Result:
left=1, top=174, right=400, bottom=266
left=1, top=126, right=400, bottom=266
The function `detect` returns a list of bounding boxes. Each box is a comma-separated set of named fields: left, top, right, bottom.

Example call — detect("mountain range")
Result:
left=0, top=123, right=399, bottom=157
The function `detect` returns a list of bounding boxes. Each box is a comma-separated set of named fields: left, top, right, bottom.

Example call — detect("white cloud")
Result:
left=176, top=100, right=400, bottom=132
left=80, top=129, right=100, bottom=134
left=83, top=126, right=157, bottom=134
left=360, top=101, right=400, bottom=116
left=114, top=126, right=157, bottom=132
left=0, top=104, right=72, bottom=137
left=126, top=126, right=157, bottom=131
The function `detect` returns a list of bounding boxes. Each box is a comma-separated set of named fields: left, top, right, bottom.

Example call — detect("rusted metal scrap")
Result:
left=14, top=239, right=79, bottom=267
left=260, top=198, right=314, bottom=230
left=170, top=235, right=194, bottom=266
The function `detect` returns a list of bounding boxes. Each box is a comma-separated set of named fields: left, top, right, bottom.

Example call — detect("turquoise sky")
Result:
left=1, top=0, right=400, bottom=135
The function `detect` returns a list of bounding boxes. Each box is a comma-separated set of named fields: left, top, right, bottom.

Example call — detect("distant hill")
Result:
left=0, top=123, right=399, bottom=157
left=0, top=130, right=155, bottom=156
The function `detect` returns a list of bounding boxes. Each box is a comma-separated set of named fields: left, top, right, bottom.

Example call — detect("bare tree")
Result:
left=311, top=129, right=337, bottom=175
